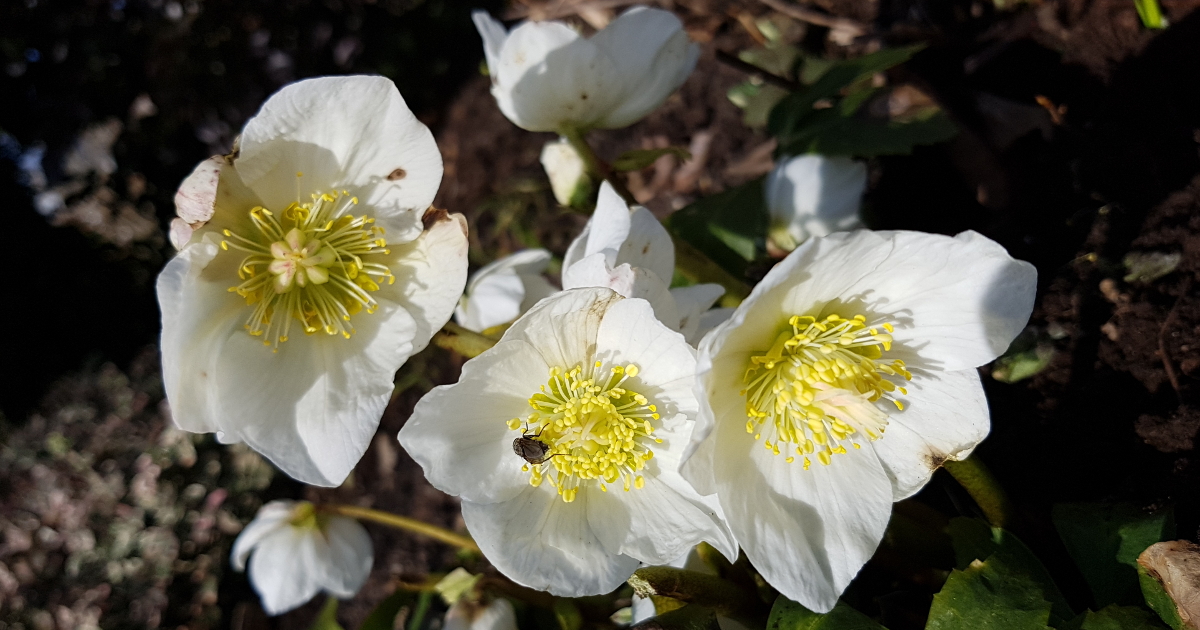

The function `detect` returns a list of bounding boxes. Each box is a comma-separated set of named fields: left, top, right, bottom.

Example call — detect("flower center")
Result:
left=220, top=188, right=393, bottom=350
left=507, top=362, right=662, bottom=503
left=743, top=313, right=911, bottom=469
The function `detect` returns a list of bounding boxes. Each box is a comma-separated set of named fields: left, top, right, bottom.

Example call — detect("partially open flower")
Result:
left=455, top=249, right=557, bottom=333
left=445, top=598, right=518, bottom=630
left=764, top=155, right=867, bottom=252
left=541, top=138, right=594, bottom=208
left=232, top=500, right=373, bottom=615
left=473, top=7, right=699, bottom=132
left=562, top=182, right=724, bottom=345
left=400, top=288, right=736, bottom=596
left=682, top=230, right=1036, bottom=612
left=158, top=76, right=468, bottom=486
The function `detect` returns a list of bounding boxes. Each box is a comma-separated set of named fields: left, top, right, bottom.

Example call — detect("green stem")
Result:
left=432, top=321, right=498, bottom=359
left=325, top=504, right=481, bottom=553
left=943, top=456, right=1013, bottom=529
left=560, top=125, right=638, bottom=206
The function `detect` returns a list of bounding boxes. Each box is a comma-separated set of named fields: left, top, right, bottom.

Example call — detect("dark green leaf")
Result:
left=666, top=178, right=768, bottom=276
left=630, top=604, right=721, bottom=630
left=612, top=147, right=692, bottom=172
left=1138, top=565, right=1186, bottom=630
left=1064, top=605, right=1169, bottom=630
left=947, top=518, right=1073, bottom=624
left=554, top=599, right=583, bottom=630
left=358, top=590, right=417, bottom=630
left=1052, top=504, right=1175, bottom=607
left=926, top=555, right=1055, bottom=630
left=766, top=597, right=885, bottom=630
left=728, top=82, right=790, bottom=128
left=777, top=111, right=958, bottom=158
left=310, top=598, right=346, bottom=630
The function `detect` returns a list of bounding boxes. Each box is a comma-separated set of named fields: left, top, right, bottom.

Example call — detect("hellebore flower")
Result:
left=681, top=230, right=1036, bottom=612
left=158, top=76, right=468, bottom=486
left=400, top=288, right=736, bottom=596
left=232, top=500, right=373, bottom=615
left=445, top=598, right=519, bottom=630
left=455, top=249, right=557, bottom=333
left=562, top=182, right=724, bottom=345
left=764, top=154, right=867, bottom=252
left=473, top=7, right=699, bottom=132
left=541, top=138, right=594, bottom=208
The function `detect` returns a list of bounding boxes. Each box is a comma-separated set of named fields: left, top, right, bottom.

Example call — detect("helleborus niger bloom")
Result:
left=455, top=249, right=557, bottom=333
left=681, top=230, right=1036, bottom=612
left=399, top=288, right=736, bottom=596
left=473, top=7, right=699, bottom=133
left=541, top=138, right=594, bottom=208
left=445, top=598, right=518, bottom=630
left=232, top=500, right=373, bottom=615
left=764, top=155, right=867, bottom=252
left=562, top=182, right=724, bottom=345
left=158, top=75, right=468, bottom=486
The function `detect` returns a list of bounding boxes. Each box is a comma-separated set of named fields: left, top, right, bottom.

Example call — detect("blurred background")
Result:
left=2, top=0, right=1200, bottom=628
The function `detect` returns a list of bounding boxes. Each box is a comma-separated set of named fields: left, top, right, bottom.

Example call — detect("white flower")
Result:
left=541, top=138, right=593, bottom=208
left=157, top=76, right=468, bottom=486
left=231, top=500, right=373, bottom=615
left=562, top=182, right=724, bottom=345
left=445, top=599, right=518, bottom=630
left=764, top=155, right=867, bottom=251
left=681, top=230, right=1036, bottom=612
left=473, top=7, right=700, bottom=132
left=399, top=288, right=736, bottom=596
left=455, top=249, right=557, bottom=333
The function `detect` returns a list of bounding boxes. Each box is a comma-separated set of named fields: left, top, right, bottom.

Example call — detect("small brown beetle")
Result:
left=513, top=425, right=554, bottom=465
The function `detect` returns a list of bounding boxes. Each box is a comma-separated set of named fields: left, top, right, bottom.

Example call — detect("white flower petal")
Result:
left=457, top=249, right=553, bottom=333
left=174, top=156, right=223, bottom=227
left=591, top=8, right=699, bottom=129
left=461, top=489, right=640, bottom=596
left=248, top=525, right=323, bottom=615
left=671, top=284, right=725, bottom=344
left=713, top=413, right=892, bottom=613
left=381, top=212, right=470, bottom=357
left=871, top=369, right=990, bottom=500
left=504, top=287, right=623, bottom=369
left=319, top=516, right=374, bottom=597
left=587, top=182, right=634, bottom=263
left=446, top=599, right=518, bottom=630
left=236, top=76, right=439, bottom=242
left=593, top=297, right=696, bottom=393
left=765, top=155, right=866, bottom=248
left=622, top=207, right=676, bottom=284
left=399, top=340, right=549, bottom=503
left=230, top=500, right=295, bottom=571
left=472, top=11, right=507, bottom=80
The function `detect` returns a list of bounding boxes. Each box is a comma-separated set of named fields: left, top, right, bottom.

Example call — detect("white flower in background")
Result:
left=158, top=76, right=468, bottom=486
left=400, top=288, right=737, bottom=596
left=562, top=182, right=724, bottom=345
left=764, top=155, right=867, bottom=252
left=681, top=230, right=1036, bottom=612
left=455, top=249, right=557, bottom=333
left=541, top=138, right=593, bottom=208
left=473, top=7, right=699, bottom=132
left=232, top=500, right=373, bottom=615
left=445, top=598, right=518, bottom=630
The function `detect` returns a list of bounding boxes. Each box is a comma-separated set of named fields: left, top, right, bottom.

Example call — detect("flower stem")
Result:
left=325, top=504, right=481, bottom=553
left=432, top=321, right=498, bottom=359
left=559, top=125, right=638, bottom=205
left=943, top=456, right=1013, bottom=529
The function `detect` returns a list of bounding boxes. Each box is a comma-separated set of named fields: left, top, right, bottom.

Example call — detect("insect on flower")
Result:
left=512, top=425, right=553, bottom=465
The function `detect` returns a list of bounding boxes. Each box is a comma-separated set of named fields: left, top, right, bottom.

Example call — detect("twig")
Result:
left=1158, top=277, right=1190, bottom=404
left=757, top=0, right=869, bottom=37
left=714, top=49, right=801, bottom=91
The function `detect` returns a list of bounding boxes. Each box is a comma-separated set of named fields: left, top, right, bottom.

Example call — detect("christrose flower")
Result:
left=455, top=249, right=557, bottom=333
left=681, top=230, right=1036, bottom=612
left=158, top=76, right=468, bottom=486
left=562, top=182, right=724, bottom=345
left=473, top=7, right=699, bottom=132
left=764, top=155, right=867, bottom=252
left=232, top=500, right=373, bottom=615
left=445, top=598, right=518, bottom=630
left=399, top=288, right=736, bottom=595
left=541, top=138, right=593, bottom=208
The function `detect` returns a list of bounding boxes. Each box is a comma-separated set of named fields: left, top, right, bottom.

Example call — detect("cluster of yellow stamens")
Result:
left=220, top=183, right=393, bottom=350
left=743, top=313, right=911, bottom=469
left=508, top=362, right=662, bottom=503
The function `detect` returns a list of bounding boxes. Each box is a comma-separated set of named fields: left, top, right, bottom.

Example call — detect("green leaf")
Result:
left=767, top=597, right=886, bottom=630
left=407, top=591, right=435, bottom=630
left=728, top=82, right=790, bottom=128
left=554, top=599, right=583, bottom=630
left=612, top=147, right=692, bottom=172
left=1065, top=605, right=1169, bottom=630
left=1139, top=564, right=1186, bottom=630
left=666, top=178, right=768, bottom=277
left=789, top=113, right=958, bottom=158
left=358, top=590, right=418, bottom=630
left=310, top=598, right=346, bottom=630
left=926, top=554, right=1055, bottom=630
left=1052, top=504, right=1175, bottom=607
left=630, top=604, right=721, bottom=630
left=947, top=518, right=1073, bottom=624
left=1134, top=0, right=1167, bottom=28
